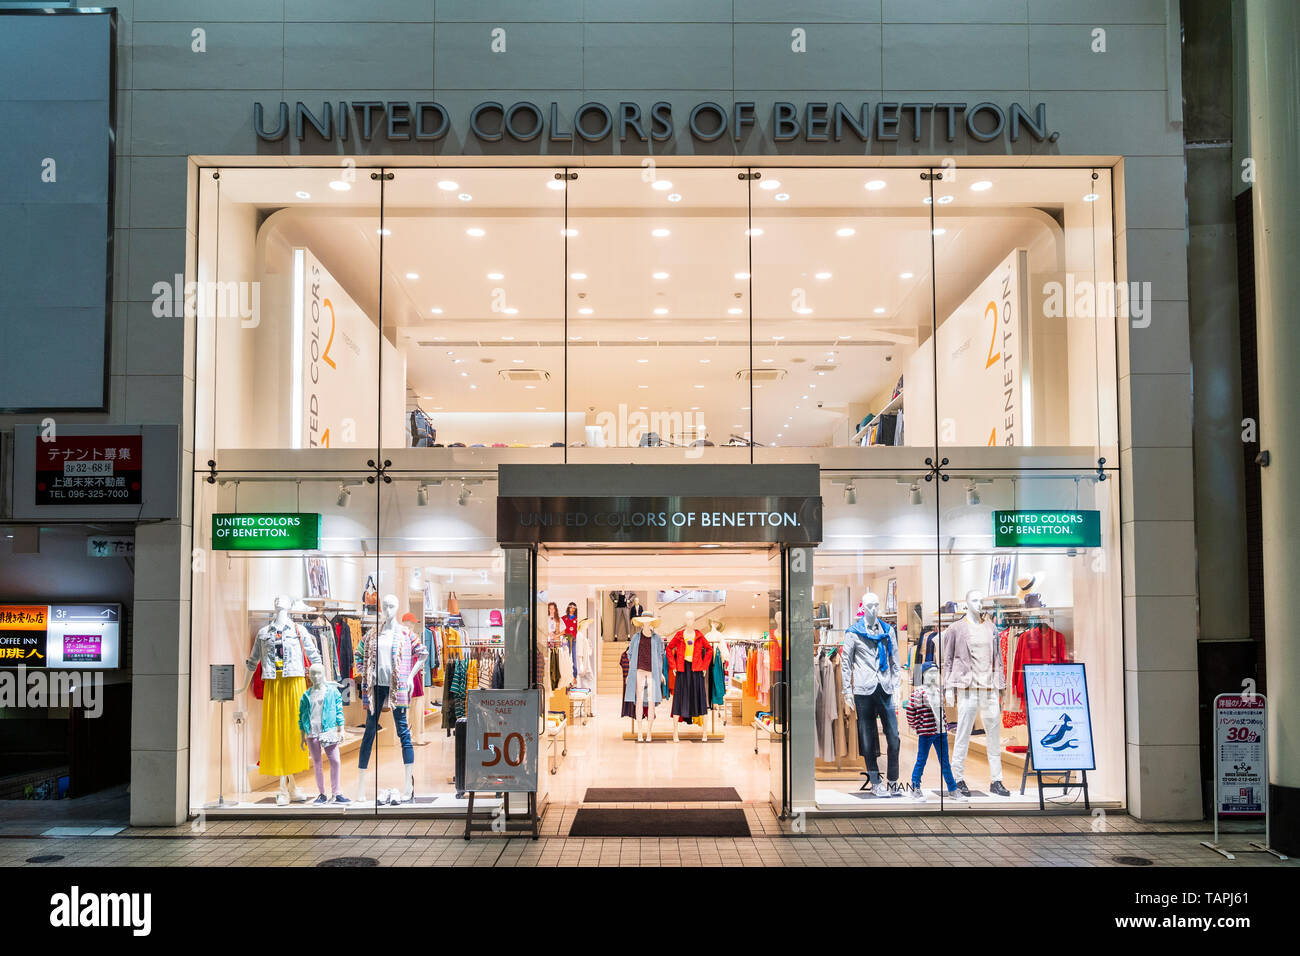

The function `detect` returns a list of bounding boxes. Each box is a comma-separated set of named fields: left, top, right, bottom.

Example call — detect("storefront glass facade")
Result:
left=189, top=163, right=1121, bottom=814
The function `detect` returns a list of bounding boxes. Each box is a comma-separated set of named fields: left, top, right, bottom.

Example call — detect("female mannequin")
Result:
left=624, top=617, right=665, bottom=741
left=841, top=592, right=902, bottom=797
left=562, top=602, right=579, bottom=683
left=666, top=611, right=713, bottom=742
left=244, top=594, right=322, bottom=805
left=298, top=663, right=347, bottom=804
left=545, top=602, right=562, bottom=642
left=942, top=589, right=1010, bottom=797
left=706, top=619, right=728, bottom=731
left=355, top=594, right=429, bottom=804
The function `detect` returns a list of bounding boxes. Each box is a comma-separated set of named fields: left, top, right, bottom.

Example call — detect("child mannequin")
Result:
left=904, top=662, right=967, bottom=802
left=298, top=663, right=347, bottom=804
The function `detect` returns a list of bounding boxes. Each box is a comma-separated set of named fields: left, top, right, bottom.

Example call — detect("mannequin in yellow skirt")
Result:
left=243, top=594, right=322, bottom=806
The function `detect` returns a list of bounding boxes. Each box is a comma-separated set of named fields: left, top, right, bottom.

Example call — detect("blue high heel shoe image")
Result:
left=1040, top=713, right=1074, bottom=748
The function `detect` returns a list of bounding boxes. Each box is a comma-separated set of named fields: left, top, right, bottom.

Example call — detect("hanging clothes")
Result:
left=709, top=649, right=727, bottom=707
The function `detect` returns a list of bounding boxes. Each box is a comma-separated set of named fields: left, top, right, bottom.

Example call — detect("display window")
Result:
left=190, top=161, right=1124, bottom=816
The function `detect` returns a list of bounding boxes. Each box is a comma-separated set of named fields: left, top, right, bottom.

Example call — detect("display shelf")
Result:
left=850, top=389, right=904, bottom=445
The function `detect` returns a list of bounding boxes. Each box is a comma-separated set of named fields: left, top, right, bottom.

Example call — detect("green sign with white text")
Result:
left=212, top=513, right=321, bottom=550
left=992, top=510, right=1100, bottom=548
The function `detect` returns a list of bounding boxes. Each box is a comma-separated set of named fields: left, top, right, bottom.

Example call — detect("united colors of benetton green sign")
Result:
left=992, top=510, right=1100, bottom=548
left=212, top=513, right=321, bottom=550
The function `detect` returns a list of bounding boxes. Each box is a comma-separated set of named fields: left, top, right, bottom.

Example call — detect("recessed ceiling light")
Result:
left=639, top=406, right=649, bottom=410
left=796, top=307, right=813, bottom=314
left=864, top=180, right=886, bottom=191
left=836, top=227, right=856, bottom=237
left=376, top=228, right=391, bottom=236
left=653, top=307, right=668, bottom=315
left=1083, top=193, right=1100, bottom=202
left=742, top=406, right=750, bottom=411
left=932, top=227, right=946, bottom=236
left=636, top=335, right=650, bottom=340
left=653, top=271, right=669, bottom=280
left=328, top=180, right=350, bottom=192
left=537, top=406, right=546, bottom=410
left=775, top=193, right=789, bottom=201
left=547, top=179, right=566, bottom=191
left=570, top=335, right=583, bottom=340
left=652, top=180, right=672, bottom=191
left=873, top=307, right=886, bottom=314
left=746, top=227, right=764, bottom=237
left=728, top=307, right=743, bottom=315
left=667, top=193, right=682, bottom=202
left=500, top=335, right=515, bottom=340
left=691, top=406, right=700, bottom=410
left=525, top=384, right=536, bottom=389
left=469, top=384, right=477, bottom=389
left=458, top=192, right=472, bottom=202
left=437, top=180, right=459, bottom=191
left=652, top=228, right=670, bottom=237
left=970, top=180, right=993, bottom=192
left=295, top=190, right=310, bottom=199
left=900, top=271, right=914, bottom=279
left=760, top=180, right=781, bottom=191
left=838, top=334, right=851, bottom=339
left=487, top=272, right=504, bottom=280
left=579, top=307, right=593, bottom=315
left=503, top=307, right=518, bottom=315
left=734, top=271, right=750, bottom=280
left=637, top=384, right=649, bottom=389
left=430, top=307, right=443, bottom=315
left=815, top=271, right=831, bottom=280
left=637, top=358, right=649, bottom=363
left=762, top=358, right=774, bottom=363
left=512, top=358, right=524, bottom=363
left=802, top=395, right=809, bottom=399
left=460, top=371, right=468, bottom=377
left=937, top=195, right=954, bottom=205
left=772, top=335, right=785, bottom=341
left=405, top=272, right=419, bottom=280
left=693, top=384, right=705, bottom=389
left=561, top=227, right=579, bottom=237
left=466, top=227, right=485, bottom=237
left=923, top=196, right=933, bottom=205
left=570, top=272, right=586, bottom=280
left=699, top=358, right=710, bottom=363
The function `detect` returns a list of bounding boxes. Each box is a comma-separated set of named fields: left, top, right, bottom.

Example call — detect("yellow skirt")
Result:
left=259, top=675, right=308, bottom=776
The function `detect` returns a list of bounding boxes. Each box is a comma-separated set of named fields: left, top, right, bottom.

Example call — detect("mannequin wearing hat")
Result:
left=941, top=589, right=1011, bottom=798
left=625, top=616, right=665, bottom=741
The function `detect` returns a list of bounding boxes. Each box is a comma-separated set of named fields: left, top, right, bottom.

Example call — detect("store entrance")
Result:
left=534, top=544, right=786, bottom=808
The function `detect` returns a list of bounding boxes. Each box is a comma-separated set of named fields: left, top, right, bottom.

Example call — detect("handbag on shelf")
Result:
left=363, top=575, right=378, bottom=609
left=447, top=591, right=460, bottom=615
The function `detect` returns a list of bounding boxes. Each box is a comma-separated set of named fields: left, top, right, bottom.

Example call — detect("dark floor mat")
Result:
left=583, top=787, right=741, bottom=803
left=568, top=808, right=751, bottom=837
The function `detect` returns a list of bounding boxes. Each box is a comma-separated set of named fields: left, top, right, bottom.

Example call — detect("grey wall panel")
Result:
left=284, top=22, right=435, bottom=90
left=733, top=23, right=882, bottom=91
left=583, top=23, right=734, bottom=90
left=132, top=21, right=285, bottom=91
left=435, top=22, right=583, bottom=91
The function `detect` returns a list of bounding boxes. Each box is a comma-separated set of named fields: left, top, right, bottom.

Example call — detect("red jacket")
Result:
left=666, top=630, right=712, bottom=672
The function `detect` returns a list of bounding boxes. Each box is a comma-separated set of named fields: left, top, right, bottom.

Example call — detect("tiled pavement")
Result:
left=0, top=798, right=1293, bottom=866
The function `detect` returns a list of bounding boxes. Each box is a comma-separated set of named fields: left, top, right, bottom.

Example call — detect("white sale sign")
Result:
left=1023, top=663, right=1096, bottom=771
left=466, top=688, right=541, bottom=793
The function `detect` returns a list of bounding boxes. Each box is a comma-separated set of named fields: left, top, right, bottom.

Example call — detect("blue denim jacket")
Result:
left=623, top=631, right=665, bottom=703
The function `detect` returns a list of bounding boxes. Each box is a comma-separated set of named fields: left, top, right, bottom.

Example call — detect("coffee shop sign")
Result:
left=254, top=99, right=1058, bottom=145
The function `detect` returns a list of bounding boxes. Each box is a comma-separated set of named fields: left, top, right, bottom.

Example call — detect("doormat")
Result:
left=583, top=787, right=741, bottom=803
left=568, top=808, right=751, bottom=837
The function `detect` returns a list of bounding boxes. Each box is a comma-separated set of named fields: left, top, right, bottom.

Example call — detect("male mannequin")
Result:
left=624, top=617, right=664, bottom=741
left=244, top=594, right=322, bottom=805
left=299, top=663, right=347, bottom=804
left=666, top=611, right=712, bottom=742
left=942, top=589, right=1011, bottom=797
left=840, top=591, right=902, bottom=797
left=355, top=594, right=428, bottom=804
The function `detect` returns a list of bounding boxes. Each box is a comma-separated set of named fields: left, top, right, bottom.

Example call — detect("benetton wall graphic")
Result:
left=254, top=99, right=1059, bottom=145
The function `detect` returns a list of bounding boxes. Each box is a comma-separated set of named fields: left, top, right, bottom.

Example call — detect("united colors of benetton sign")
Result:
left=992, top=510, right=1101, bottom=548
left=212, top=513, right=321, bottom=551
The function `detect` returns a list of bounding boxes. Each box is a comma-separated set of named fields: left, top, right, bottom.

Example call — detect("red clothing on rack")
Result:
left=1011, top=624, right=1069, bottom=701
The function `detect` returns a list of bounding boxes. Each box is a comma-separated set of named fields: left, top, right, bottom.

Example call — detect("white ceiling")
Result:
left=218, top=166, right=1104, bottom=447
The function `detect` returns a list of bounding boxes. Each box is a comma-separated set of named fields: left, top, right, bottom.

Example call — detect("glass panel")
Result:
left=936, top=470, right=1123, bottom=806
left=189, top=475, right=379, bottom=813
left=749, top=169, right=935, bottom=456
left=377, top=476, right=504, bottom=811
left=811, top=472, right=938, bottom=809
left=565, top=168, right=752, bottom=460
left=930, top=168, right=1117, bottom=467
left=379, top=168, right=566, bottom=455
left=198, top=168, right=383, bottom=456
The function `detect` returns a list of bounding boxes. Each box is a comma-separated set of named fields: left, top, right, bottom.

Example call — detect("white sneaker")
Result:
left=911, top=787, right=928, bottom=802
left=872, top=782, right=890, bottom=797
left=275, top=791, right=289, bottom=806
left=947, top=789, right=970, bottom=802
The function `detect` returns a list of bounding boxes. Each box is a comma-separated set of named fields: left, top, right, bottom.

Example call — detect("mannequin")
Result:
left=575, top=617, right=595, bottom=687
left=841, top=591, right=902, bottom=797
left=354, top=594, right=429, bottom=804
left=942, top=589, right=1011, bottom=797
left=666, top=611, right=713, bottom=742
left=299, top=663, right=347, bottom=804
left=706, top=619, right=728, bottom=731
left=904, top=662, right=964, bottom=802
left=624, top=617, right=665, bottom=741
left=244, top=595, right=322, bottom=805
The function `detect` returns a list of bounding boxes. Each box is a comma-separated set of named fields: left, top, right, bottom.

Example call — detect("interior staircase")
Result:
left=598, top=638, right=627, bottom=695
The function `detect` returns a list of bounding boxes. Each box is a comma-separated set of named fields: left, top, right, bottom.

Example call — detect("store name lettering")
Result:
left=253, top=100, right=1057, bottom=145
left=518, top=510, right=801, bottom=529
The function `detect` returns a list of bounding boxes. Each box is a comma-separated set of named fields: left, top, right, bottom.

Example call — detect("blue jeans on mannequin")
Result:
left=911, top=732, right=958, bottom=791
left=357, top=684, right=414, bottom=768
left=854, top=686, right=900, bottom=784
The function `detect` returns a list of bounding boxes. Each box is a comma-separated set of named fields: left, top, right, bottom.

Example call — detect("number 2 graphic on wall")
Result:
left=984, top=299, right=999, bottom=445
